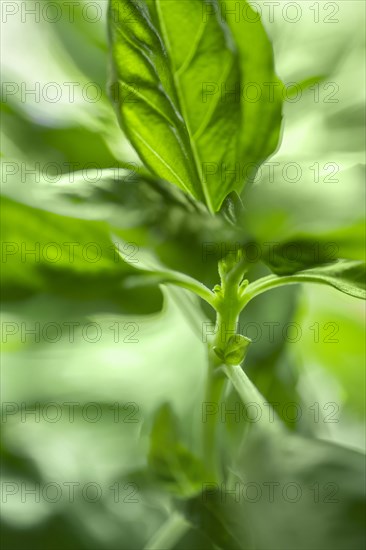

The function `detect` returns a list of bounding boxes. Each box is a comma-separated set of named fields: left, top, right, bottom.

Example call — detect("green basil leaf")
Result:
left=245, top=260, right=366, bottom=303
left=1, top=195, right=162, bottom=314
left=108, top=0, right=282, bottom=212
left=259, top=239, right=339, bottom=276
left=290, top=261, right=366, bottom=298
left=242, top=166, right=365, bottom=273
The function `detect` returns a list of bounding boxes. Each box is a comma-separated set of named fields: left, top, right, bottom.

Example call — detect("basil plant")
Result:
left=1, top=1, right=365, bottom=549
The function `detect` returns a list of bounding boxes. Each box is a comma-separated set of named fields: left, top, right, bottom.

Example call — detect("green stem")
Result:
left=203, top=255, right=246, bottom=477
left=144, top=513, right=191, bottom=550
left=223, top=363, right=263, bottom=404
left=146, top=270, right=216, bottom=308
left=223, top=363, right=283, bottom=433
left=203, top=352, right=226, bottom=479
left=241, top=272, right=338, bottom=308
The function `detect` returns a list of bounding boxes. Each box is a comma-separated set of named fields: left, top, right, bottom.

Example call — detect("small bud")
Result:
left=213, top=335, right=251, bottom=365
left=218, top=249, right=243, bottom=278
left=224, top=334, right=251, bottom=365
left=213, top=346, right=225, bottom=361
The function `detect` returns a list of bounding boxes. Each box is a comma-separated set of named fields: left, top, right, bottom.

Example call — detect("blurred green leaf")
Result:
left=52, top=0, right=108, bottom=87
left=258, top=239, right=340, bottom=276
left=148, top=404, right=207, bottom=497
left=174, top=526, right=217, bottom=550
left=2, top=167, right=239, bottom=289
left=1, top=102, right=119, bottom=169
left=1, top=286, right=210, bottom=546
left=1, top=515, right=92, bottom=550
left=183, top=489, right=253, bottom=550
left=230, top=430, right=366, bottom=550
left=242, top=166, right=365, bottom=273
left=1, top=408, right=167, bottom=550
left=295, top=286, right=366, bottom=422
left=0, top=195, right=162, bottom=313
left=1, top=286, right=208, bottom=422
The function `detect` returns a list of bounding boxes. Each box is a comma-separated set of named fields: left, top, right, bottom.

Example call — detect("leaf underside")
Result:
left=108, top=0, right=283, bottom=212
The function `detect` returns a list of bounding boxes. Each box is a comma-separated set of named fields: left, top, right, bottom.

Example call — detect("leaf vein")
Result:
left=129, top=127, right=192, bottom=195
left=176, top=19, right=207, bottom=77
left=193, top=56, right=235, bottom=142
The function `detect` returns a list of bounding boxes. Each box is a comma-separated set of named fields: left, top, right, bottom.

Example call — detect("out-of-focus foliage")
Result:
left=1, top=1, right=365, bottom=549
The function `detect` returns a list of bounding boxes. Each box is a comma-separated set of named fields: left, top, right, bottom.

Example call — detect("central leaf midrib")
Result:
left=155, top=0, right=215, bottom=213
left=112, top=12, right=201, bottom=197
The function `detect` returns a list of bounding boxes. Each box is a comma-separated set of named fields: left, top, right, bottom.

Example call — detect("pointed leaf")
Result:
left=108, top=0, right=282, bottom=211
left=292, top=261, right=366, bottom=298
left=245, top=260, right=366, bottom=304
